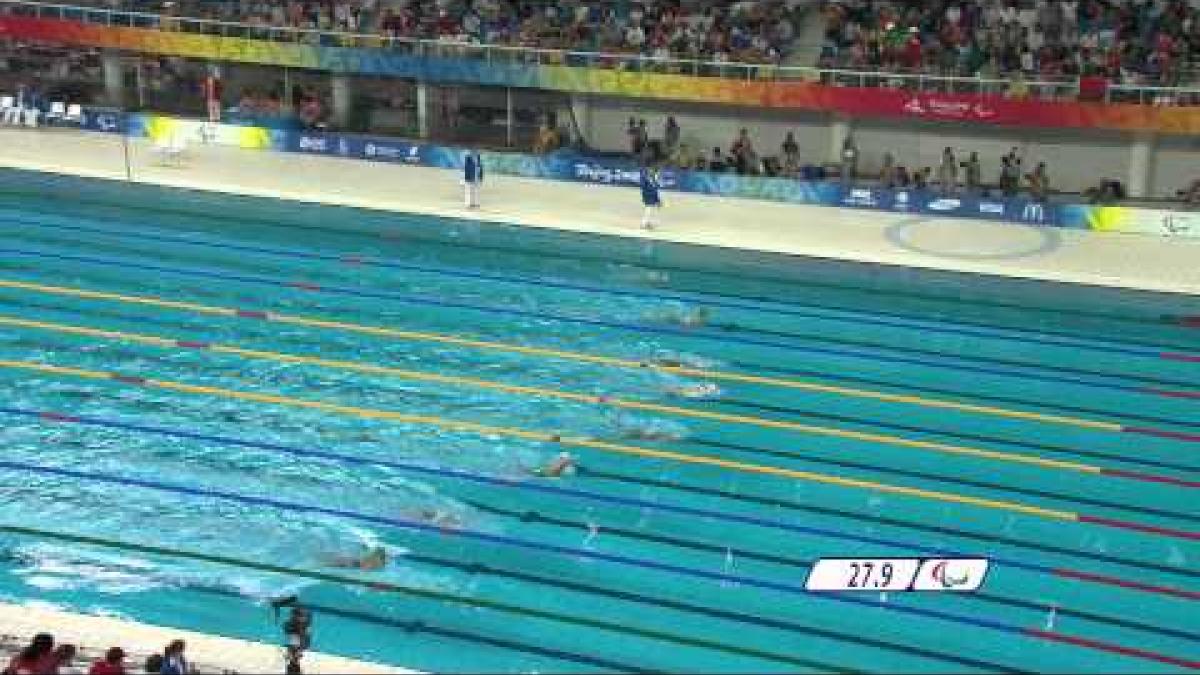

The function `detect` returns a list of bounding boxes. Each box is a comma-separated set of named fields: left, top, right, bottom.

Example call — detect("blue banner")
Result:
left=82, top=110, right=1066, bottom=228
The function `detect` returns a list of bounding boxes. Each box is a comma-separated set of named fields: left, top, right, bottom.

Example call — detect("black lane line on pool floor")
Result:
left=3, top=198, right=1193, bottom=333
left=3, top=243, right=1197, bottom=397
left=705, top=399, right=1200, bottom=475
left=458, top=496, right=1200, bottom=645
left=682, top=437, right=1200, bottom=524
left=7, top=213, right=1192, bottom=359
left=574, top=466, right=1200, bottom=583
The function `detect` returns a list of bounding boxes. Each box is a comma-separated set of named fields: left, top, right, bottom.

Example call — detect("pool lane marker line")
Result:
left=11, top=214, right=1188, bottom=360
left=2, top=277, right=1192, bottom=441
left=12, top=405, right=1200, bottom=604
left=0, top=358, right=1076, bottom=521
left=9, top=314, right=1200, bottom=492
left=8, top=359, right=1200, bottom=543
left=0, top=464, right=1195, bottom=672
left=2, top=315, right=1173, bottom=484
left=5, top=247, right=1198, bottom=394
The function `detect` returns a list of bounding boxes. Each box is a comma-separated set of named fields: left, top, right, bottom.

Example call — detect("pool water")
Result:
left=0, top=169, right=1197, bottom=673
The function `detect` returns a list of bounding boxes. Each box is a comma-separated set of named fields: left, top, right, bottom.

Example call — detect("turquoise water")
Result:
left=0, top=169, right=1197, bottom=672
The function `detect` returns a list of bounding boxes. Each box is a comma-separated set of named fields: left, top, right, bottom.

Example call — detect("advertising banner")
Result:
left=1061, top=205, right=1200, bottom=238
left=91, top=111, right=1192, bottom=236
left=11, top=15, right=1200, bottom=137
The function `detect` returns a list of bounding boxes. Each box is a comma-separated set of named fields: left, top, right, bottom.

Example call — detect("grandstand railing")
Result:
left=4, top=0, right=1199, bottom=107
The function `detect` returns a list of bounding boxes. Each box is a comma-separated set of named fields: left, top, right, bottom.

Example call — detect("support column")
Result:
left=331, top=74, right=352, bottom=129
left=281, top=68, right=294, bottom=116
left=101, top=50, right=124, bottom=107
left=505, top=87, right=514, bottom=148
left=1128, top=132, right=1155, bottom=199
left=828, top=114, right=852, bottom=164
left=416, top=81, right=429, bottom=139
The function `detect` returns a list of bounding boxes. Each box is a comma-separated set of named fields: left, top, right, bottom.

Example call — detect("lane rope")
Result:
left=10, top=214, right=1185, bottom=359
left=4, top=247, right=1197, bottom=394
left=4, top=313, right=1171, bottom=482
left=11, top=405, right=1198, bottom=604
left=1, top=462, right=1195, bottom=671
left=0, top=278, right=1154, bottom=435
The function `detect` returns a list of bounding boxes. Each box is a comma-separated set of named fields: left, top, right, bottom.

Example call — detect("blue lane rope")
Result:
left=0, top=246, right=1186, bottom=394
left=0, top=456, right=1032, bottom=636
left=4, top=213, right=1180, bottom=358
left=9, top=405, right=1198, bottom=614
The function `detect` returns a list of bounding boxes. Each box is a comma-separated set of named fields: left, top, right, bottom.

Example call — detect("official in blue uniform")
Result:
left=463, top=150, right=484, bottom=208
left=640, top=166, right=662, bottom=230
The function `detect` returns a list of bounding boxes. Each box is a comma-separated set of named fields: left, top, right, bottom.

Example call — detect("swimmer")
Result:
left=647, top=307, right=711, bottom=329
left=666, top=382, right=721, bottom=400
left=532, top=451, right=577, bottom=478
left=618, top=425, right=682, bottom=442
left=324, top=546, right=387, bottom=571
left=409, top=507, right=464, bottom=530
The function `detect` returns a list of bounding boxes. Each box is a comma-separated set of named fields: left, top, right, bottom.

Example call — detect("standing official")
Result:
left=640, top=166, right=662, bottom=230
left=463, top=150, right=484, bottom=209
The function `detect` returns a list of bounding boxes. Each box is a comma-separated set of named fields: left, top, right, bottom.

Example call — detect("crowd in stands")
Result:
left=818, top=0, right=1200, bottom=87
left=3, top=633, right=194, bottom=675
left=628, top=115, right=1065, bottom=201
left=125, top=0, right=807, bottom=64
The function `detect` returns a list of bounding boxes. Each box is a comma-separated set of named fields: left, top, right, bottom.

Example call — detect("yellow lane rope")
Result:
left=0, top=358, right=1080, bottom=521
left=0, top=314, right=1105, bottom=475
left=0, top=278, right=1122, bottom=435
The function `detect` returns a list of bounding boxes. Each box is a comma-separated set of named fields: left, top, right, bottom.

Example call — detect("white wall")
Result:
left=573, top=94, right=830, bottom=161
left=572, top=95, right=1192, bottom=197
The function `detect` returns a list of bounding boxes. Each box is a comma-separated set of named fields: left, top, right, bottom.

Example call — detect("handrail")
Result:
left=2, top=0, right=1197, bottom=104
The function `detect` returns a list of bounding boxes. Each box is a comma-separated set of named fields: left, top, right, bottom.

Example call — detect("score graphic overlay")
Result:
left=805, top=558, right=989, bottom=592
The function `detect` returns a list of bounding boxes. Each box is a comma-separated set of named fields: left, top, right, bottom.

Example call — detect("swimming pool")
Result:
left=0, top=168, right=1197, bottom=673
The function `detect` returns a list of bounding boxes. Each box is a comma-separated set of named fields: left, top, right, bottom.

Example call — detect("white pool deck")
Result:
left=0, top=125, right=1197, bottom=672
left=1, top=126, right=1198, bottom=297
left=0, top=602, right=410, bottom=674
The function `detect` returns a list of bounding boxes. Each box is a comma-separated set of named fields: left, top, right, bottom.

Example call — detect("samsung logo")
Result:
left=297, top=136, right=328, bottom=152
left=927, top=198, right=962, bottom=212
left=978, top=202, right=1005, bottom=215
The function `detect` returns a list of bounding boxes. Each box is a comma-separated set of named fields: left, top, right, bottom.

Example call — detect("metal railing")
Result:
left=3, top=0, right=1198, bottom=105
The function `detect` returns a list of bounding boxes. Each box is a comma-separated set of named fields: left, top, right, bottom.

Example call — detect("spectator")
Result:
left=53, top=645, right=79, bottom=675
left=4, top=633, right=56, bottom=675
left=913, top=166, right=932, bottom=191
left=87, top=649, right=126, bottom=675
left=730, top=128, right=757, bottom=175
left=627, top=117, right=640, bottom=156
left=708, top=146, right=727, bottom=172
left=962, top=152, right=982, bottom=193
left=879, top=151, right=896, bottom=188
left=895, top=165, right=912, bottom=188
left=158, top=641, right=189, bottom=675
left=533, top=120, right=559, bottom=154
left=636, top=119, right=649, bottom=159
left=937, top=147, right=958, bottom=195
left=840, top=135, right=858, bottom=185
left=1027, top=161, right=1050, bottom=201
left=663, top=116, right=680, bottom=152
left=781, top=131, right=799, bottom=167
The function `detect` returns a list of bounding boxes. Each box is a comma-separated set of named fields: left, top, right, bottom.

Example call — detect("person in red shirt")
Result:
left=3, top=633, right=56, bottom=675
left=202, top=71, right=223, bottom=123
left=904, top=30, right=923, bottom=70
left=87, top=647, right=126, bottom=675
